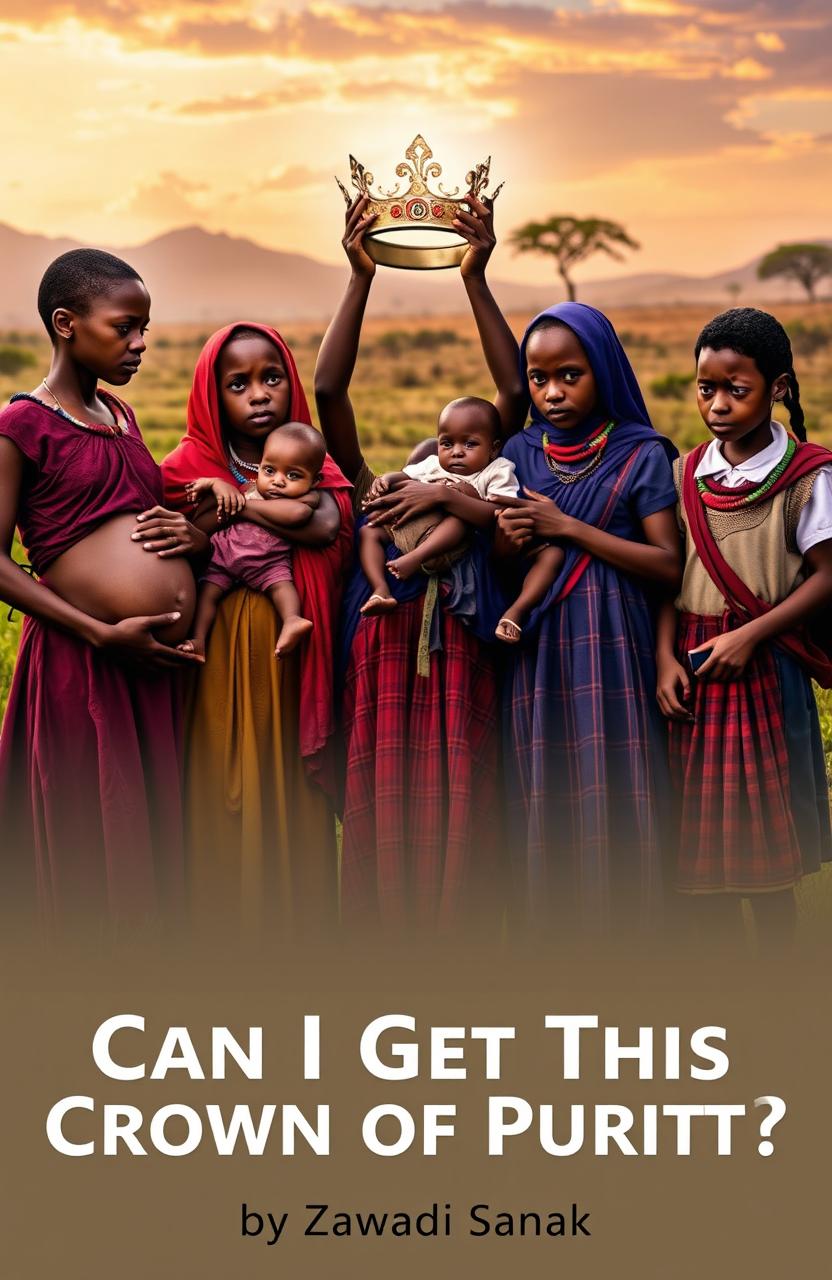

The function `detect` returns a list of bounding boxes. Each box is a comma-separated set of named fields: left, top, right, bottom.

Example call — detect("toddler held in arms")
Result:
left=180, top=422, right=325, bottom=658
left=360, top=395, right=563, bottom=642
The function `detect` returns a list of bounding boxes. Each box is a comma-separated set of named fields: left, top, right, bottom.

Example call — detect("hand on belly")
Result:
left=43, top=513, right=197, bottom=645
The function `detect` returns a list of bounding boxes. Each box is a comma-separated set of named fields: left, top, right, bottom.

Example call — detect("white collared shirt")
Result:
left=403, top=453, right=520, bottom=502
left=694, top=420, right=832, bottom=554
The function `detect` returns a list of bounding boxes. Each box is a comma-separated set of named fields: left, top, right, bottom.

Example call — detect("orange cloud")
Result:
left=261, top=165, right=331, bottom=193
left=0, top=0, right=813, bottom=78
left=0, top=0, right=827, bottom=281
left=114, top=171, right=208, bottom=222
left=755, top=30, right=785, bottom=51
left=173, top=83, right=320, bottom=116
left=724, top=57, right=772, bottom=79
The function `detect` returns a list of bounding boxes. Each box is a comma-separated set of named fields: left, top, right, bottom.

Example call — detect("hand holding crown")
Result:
left=341, top=195, right=378, bottom=280
left=336, top=135, right=503, bottom=271
left=454, top=191, right=497, bottom=281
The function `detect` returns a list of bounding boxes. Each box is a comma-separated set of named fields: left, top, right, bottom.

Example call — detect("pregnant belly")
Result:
left=43, top=513, right=196, bottom=644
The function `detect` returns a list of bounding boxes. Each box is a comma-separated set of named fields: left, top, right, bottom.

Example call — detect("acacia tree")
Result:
left=757, top=243, right=832, bottom=302
left=509, top=215, right=640, bottom=301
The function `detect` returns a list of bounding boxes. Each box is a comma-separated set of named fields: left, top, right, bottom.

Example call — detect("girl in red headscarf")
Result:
left=162, top=324, right=353, bottom=932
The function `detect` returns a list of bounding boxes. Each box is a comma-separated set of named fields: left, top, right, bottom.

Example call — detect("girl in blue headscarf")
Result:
left=497, top=303, right=682, bottom=933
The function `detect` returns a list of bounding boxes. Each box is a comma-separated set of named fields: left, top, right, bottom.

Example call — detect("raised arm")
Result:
left=456, top=193, right=528, bottom=438
left=314, top=196, right=378, bottom=483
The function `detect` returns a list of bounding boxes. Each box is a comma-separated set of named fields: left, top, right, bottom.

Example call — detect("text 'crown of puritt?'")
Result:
left=336, top=134, right=503, bottom=270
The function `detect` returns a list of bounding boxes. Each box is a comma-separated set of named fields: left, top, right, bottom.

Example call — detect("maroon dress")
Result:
left=0, top=395, right=185, bottom=922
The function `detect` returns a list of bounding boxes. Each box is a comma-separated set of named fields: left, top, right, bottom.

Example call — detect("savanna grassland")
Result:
left=1, top=303, right=831, bottom=925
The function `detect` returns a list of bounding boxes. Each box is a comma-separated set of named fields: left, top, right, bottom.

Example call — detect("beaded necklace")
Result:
left=696, top=434, right=797, bottom=510
left=12, top=386, right=128, bottom=437
left=542, top=420, right=614, bottom=484
left=227, top=441, right=259, bottom=485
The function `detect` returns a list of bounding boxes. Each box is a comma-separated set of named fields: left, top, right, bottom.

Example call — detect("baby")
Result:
left=360, top=396, right=563, bottom=641
left=179, top=422, right=325, bottom=658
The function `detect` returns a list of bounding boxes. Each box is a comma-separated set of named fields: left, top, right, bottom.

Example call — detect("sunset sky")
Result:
left=1, top=1, right=829, bottom=283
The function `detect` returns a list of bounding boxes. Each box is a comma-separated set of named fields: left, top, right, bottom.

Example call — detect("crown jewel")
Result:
left=336, top=135, right=503, bottom=270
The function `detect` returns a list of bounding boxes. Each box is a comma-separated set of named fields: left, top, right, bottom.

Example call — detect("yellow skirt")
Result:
left=183, top=589, right=337, bottom=935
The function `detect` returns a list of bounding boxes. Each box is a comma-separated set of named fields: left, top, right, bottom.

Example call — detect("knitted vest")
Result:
left=674, top=455, right=818, bottom=615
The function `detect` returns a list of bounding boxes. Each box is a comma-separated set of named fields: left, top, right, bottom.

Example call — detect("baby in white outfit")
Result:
left=359, top=396, right=563, bottom=641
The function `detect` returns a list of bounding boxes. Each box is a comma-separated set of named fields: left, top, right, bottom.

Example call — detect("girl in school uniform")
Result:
left=656, top=308, right=832, bottom=940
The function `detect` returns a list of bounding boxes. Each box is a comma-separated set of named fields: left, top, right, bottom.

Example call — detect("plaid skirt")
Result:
left=669, top=612, right=831, bottom=893
left=504, top=562, right=669, bottom=931
left=341, top=597, right=500, bottom=928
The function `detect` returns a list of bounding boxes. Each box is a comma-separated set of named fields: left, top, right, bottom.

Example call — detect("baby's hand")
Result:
left=451, top=480, right=479, bottom=500
left=184, top=477, right=215, bottom=505
left=185, top=477, right=246, bottom=521
left=213, top=479, right=246, bottom=519
left=364, top=472, right=406, bottom=507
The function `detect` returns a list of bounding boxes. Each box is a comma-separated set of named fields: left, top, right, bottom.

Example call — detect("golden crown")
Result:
left=336, top=135, right=503, bottom=270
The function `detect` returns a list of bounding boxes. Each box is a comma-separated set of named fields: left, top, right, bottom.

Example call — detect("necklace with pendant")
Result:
left=40, top=379, right=124, bottom=436
left=542, top=420, right=614, bottom=483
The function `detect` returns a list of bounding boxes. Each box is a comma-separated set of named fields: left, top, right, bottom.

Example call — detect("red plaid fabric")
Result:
left=669, top=612, right=802, bottom=892
left=341, top=598, right=500, bottom=929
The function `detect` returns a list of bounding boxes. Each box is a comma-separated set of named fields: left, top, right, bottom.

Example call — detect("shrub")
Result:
left=650, top=371, right=694, bottom=400
left=412, top=328, right=459, bottom=351
left=376, top=328, right=460, bottom=357
left=392, top=367, right=426, bottom=388
left=0, top=345, right=37, bottom=377
left=788, top=321, right=830, bottom=359
left=618, top=330, right=652, bottom=350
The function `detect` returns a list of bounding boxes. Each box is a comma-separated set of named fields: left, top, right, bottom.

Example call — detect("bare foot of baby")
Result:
left=360, top=592, right=398, bottom=616
left=495, top=614, right=523, bottom=644
left=275, top=616, right=314, bottom=657
left=177, top=638, right=206, bottom=658
left=386, top=552, right=422, bottom=581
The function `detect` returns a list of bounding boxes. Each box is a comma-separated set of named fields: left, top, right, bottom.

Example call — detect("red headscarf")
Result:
left=161, top=322, right=353, bottom=784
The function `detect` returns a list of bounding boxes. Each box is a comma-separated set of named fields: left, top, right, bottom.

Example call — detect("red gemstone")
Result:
left=390, top=205, right=403, bottom=219
left=431, top=204, right=444, bottom=217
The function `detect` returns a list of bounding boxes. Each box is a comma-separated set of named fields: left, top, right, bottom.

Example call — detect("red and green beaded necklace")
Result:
left=542, top=419, right=615, bottom=484
left=696, top=434, right=797, bottom=510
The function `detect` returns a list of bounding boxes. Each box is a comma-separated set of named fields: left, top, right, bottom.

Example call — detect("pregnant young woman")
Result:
left=0, top=250, right=205, bottom=923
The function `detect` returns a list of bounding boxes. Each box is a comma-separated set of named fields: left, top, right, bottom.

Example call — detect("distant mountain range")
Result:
left=0, top=221, right=828, bottom=326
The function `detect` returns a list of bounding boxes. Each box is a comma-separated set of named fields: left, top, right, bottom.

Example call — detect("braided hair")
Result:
left=694, top=307, right=806, bottom=441
left=37, top=249, right=143, bottom=340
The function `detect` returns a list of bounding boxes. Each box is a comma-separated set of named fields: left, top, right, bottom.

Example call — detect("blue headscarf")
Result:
left=521, top=301, right=653, bottom=441
left=501, top=301, right=677, bottom=627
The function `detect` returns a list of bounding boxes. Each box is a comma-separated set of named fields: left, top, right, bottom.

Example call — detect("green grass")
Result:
left=1, top=303, right=831, bottom=776
left=0, top=610, right=21, bottom=711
